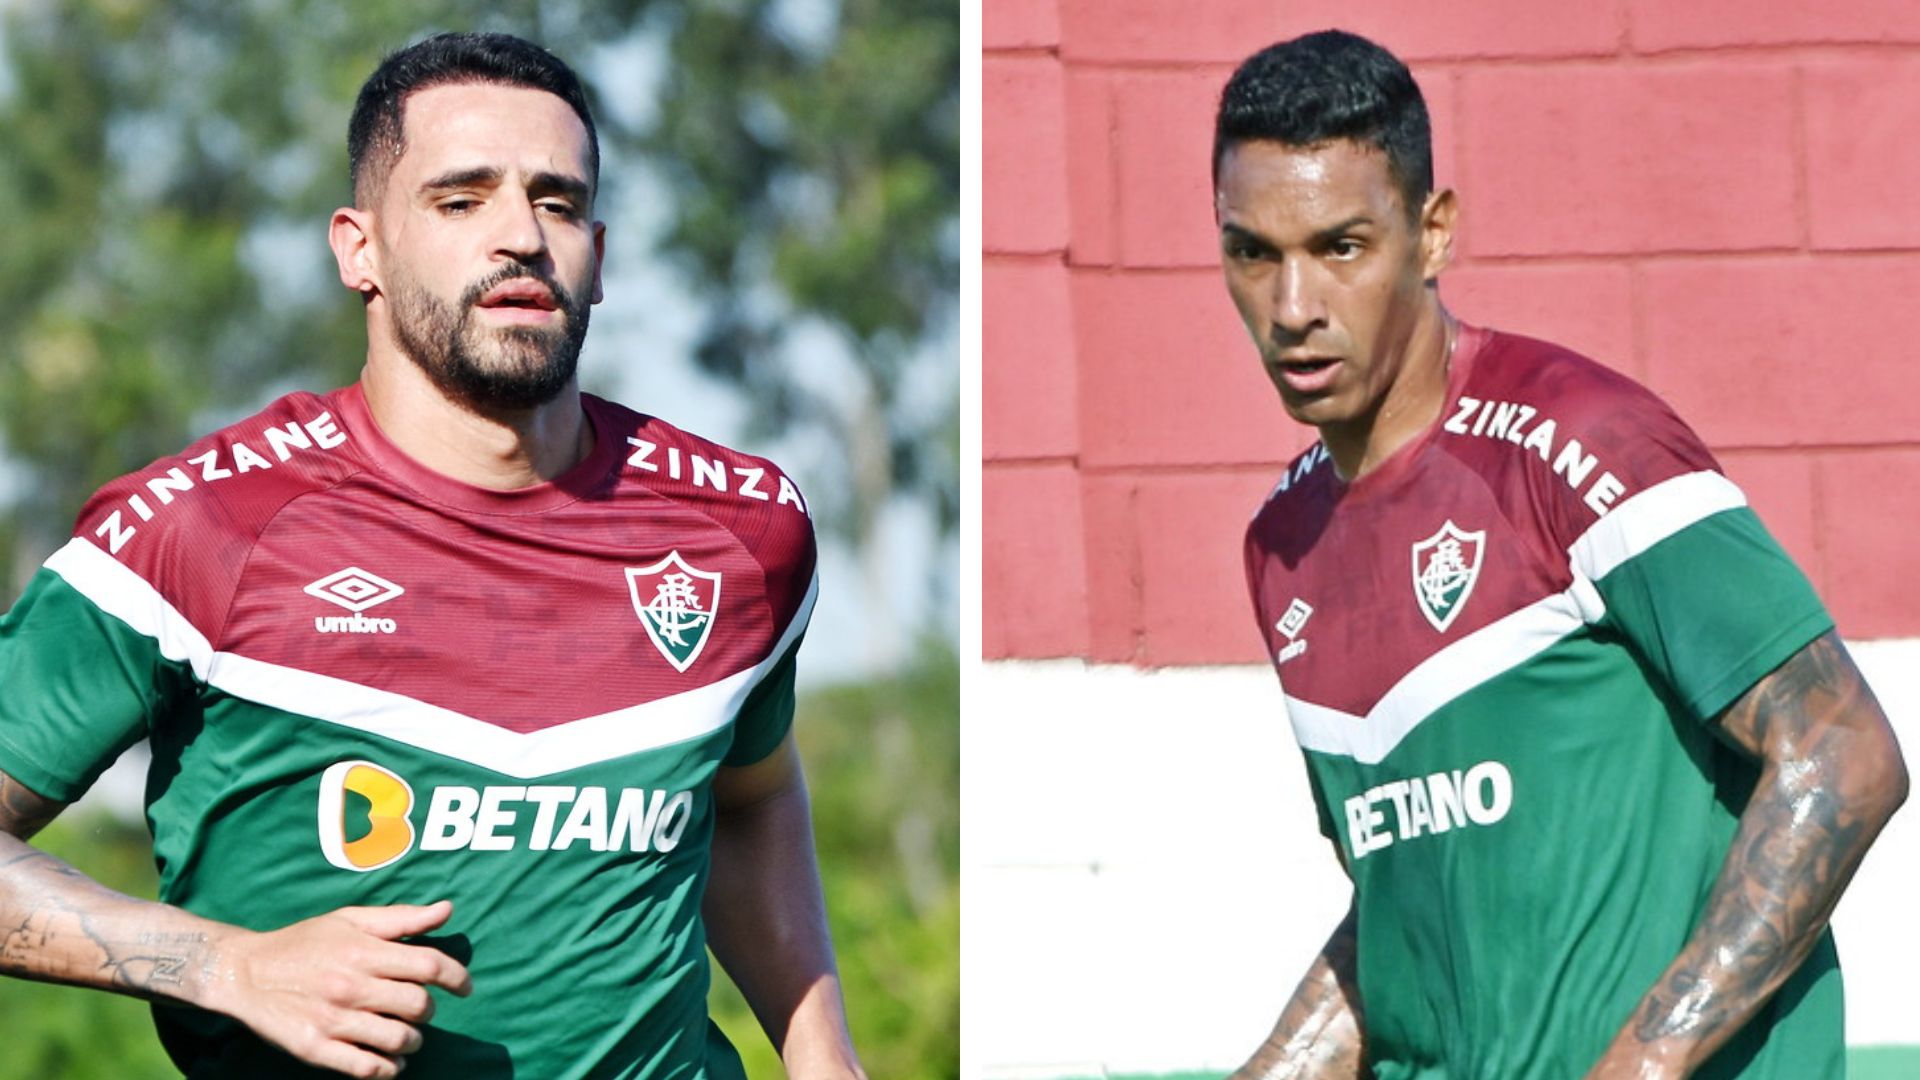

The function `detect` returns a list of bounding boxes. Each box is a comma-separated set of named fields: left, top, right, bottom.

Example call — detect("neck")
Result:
left=1324, top=305, right=1456, bottom=482
left=359, top=346, right=592, bottom=491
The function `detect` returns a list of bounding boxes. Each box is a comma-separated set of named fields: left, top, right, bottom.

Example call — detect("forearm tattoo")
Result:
left=1236, top=909, right=1371, bottom=1080
left=0, top=770, right=212, bottom=999
left=0, top=861, right=210, bottom=995
left=1630, top=633, right=1898, bottom=1050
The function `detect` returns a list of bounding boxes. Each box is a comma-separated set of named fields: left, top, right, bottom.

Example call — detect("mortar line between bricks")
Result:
left=1460, top=247, right=1802, bottom=265
left=984, top=251, right=1070, bottom=267
left=1808, top=453, right=1831, bottom=587
left=1626, top=258, right=1650, bottom=382
left=1455, top=247, right=1920, bottom=266
left=1059, top=42, right=1920, bottom=79
left=1076, top=462, right=1297, bottom=478
left=1398, top=42, right=1920, bottom=74
left=984, top=456, right=1080, bottom=468
left=1058, top=446, right=1920, bottom=477
left=1715, top=443, right=1920, bottom=457
left=1077, top=248, right=1920, bottom=273
left=982, top=45, right=1060, bottom=60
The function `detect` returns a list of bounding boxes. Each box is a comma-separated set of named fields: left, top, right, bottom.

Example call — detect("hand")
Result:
left=202, top=899, right=472, bottom=1079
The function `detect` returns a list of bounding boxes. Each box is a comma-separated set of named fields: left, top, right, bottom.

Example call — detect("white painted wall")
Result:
left=963, top=641, right=1920, bottom=1078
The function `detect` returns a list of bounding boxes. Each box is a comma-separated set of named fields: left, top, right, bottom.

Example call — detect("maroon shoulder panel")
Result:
left=73, top=386, right=816, bottom=732
left=74, top=391, right=367, bottom=640
left=1433, top=327, right=1724, bottom=563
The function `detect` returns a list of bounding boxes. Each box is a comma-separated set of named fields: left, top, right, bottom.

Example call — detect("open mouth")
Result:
left=1271, top=356, right=1342, bottom=394
left=476, top=279, right=561, bottom=313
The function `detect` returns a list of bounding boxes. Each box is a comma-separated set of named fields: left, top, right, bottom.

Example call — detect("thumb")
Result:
left=335, top=899, right=454, bottom=940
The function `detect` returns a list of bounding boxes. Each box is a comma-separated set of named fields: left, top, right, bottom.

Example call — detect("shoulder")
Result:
left=1246, top=442, right=1336, bottom=560
left=1437, top=327, right=1723, bottom=540
left=55, top=389, right=367, bottom=644
left=73, top=389, right=365, bottom=567
left=589, top=396, right=817, bottom=577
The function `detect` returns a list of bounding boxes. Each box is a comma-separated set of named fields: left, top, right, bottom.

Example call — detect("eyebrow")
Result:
left=1220, top=215, right=1375, bottom=250
left=418, top=166, right=592, bottom=205
left=1309, top=215, right=1376, bottom=245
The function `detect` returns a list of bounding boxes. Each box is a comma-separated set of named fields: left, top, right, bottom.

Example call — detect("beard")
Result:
left=387, top=262, right=592, bottom=412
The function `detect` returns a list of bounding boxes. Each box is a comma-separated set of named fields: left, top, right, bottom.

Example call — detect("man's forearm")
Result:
left=1231, top=905, right=1368, bottom=1080
left=1, top=768, right=470, bottom=1079
left=1587, top=634, right=1908, bottom=1078
left=705, top=740, right=862, bottom=1079
left=0, top=829, right=227, bottom=1004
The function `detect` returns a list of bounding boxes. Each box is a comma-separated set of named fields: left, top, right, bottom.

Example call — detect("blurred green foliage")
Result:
left=0, top=1, right=956, bottom=1073
left=0, top=651, right=959, bottom=1077
left=0, top=815, right=179, bottom=1079
left=648, top=0, right=961, bottom=553
left=0, top=0, right=957, bottom=598
left=713, top=645, right=959, bottom=1079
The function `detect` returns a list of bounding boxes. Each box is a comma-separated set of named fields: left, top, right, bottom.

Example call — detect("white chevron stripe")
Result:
left=48, top=538, right=218, bottom=677
left=1285, top=588, right=1588, bottom=763
left=1570, top=470, right=1745, bottom=582
left=46, top=538, right=814, bottom=777
left=1283, top=469, right=1748, bottom=764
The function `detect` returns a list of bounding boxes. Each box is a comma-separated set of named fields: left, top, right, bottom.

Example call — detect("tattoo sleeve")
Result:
left=0, top=771, right=63, bottom=841
left=0, top=767, right=219, bottom=1003
left=1590, top=631, right=1908, bottom=1075
left=1231, top=905, right=1371, bottom=1080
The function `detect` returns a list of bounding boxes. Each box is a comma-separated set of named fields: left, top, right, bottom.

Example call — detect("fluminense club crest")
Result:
left=1410, top=521, right=1485, bottom=633
left=626, top=552, right=723, bottom=673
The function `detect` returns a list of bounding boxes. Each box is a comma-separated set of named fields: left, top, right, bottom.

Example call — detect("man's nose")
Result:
left=492, top=194, right=549, bottom=261
left=1271, top=255, right=1325, bottom=338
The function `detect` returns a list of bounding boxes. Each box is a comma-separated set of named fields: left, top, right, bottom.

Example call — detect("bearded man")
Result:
left=0, top=31, right=862, bottom=1080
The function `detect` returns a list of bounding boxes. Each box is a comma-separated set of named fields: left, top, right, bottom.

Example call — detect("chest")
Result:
left=213, top=492, right=773, bottom=732
left=1248, top=465, right=1573, bottom=720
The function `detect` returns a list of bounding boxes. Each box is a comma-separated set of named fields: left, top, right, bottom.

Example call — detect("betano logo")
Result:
left=315, top=760, right=696, bottom=873
left=317, top=761, right=416, bottom=871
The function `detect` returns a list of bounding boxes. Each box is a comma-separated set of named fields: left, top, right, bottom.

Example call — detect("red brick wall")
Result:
left=984, top=0, right=1920, bottom=663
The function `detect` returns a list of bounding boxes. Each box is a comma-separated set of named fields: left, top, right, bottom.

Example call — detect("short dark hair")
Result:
left=1213, top=30, right=1432, bottom=219
left=347, top=31, right=599, bottom=206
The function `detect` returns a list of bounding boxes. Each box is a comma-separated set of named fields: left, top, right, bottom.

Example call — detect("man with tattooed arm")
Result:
left=1225, top=31, right=1907, bottom=1080
left=0, top=32, right=860, bottom=1080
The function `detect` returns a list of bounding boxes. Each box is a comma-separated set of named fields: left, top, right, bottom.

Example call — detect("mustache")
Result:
left=459, top=263, right=577, bottom=313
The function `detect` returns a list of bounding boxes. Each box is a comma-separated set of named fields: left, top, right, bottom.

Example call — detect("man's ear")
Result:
left=591, top=219, right=607, bottom=304
left=1419, top=188, right=1458, bottom=283
left=329, top=206, right=380, bottom=296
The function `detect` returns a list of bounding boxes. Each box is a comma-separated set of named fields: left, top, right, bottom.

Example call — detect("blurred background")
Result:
left=0, top=0, right=956, bottom=1076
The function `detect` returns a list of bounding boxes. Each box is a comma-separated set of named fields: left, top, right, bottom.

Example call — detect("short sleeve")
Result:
left=723, top=636, right=801, bottom=767
left=1577, top=496, right=1830, bottom=723
left=1546, top=382, right=1831, bottom=723
left=0, top=564, right=167, bottom=802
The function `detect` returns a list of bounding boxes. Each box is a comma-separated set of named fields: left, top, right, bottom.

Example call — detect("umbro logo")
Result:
left=1274, top=597, right=1312, bottom=665
left=306, top=568, right=404, bottom=634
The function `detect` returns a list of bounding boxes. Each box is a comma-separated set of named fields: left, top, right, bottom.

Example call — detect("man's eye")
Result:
left=538, top=201, right=578, bottom=218
left=1226, top=240, right=1266, bottom=261
left=1328, top=238, right=1364, bottom=259
left=440, top=198, right=478, bottom=215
